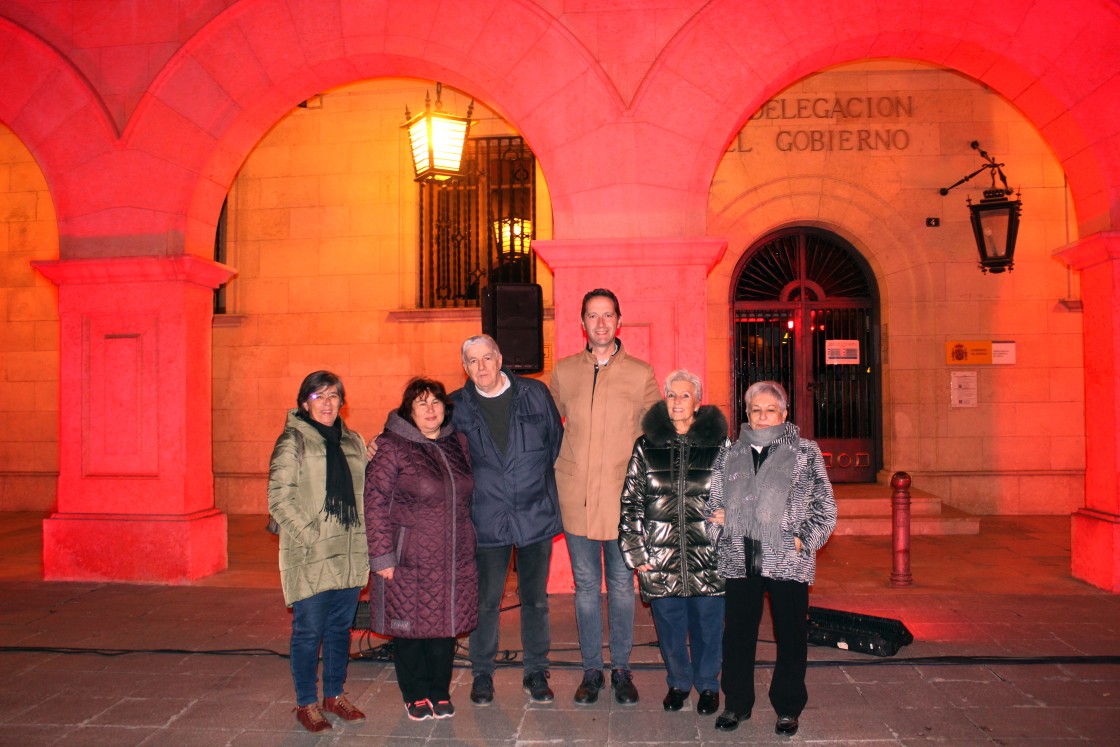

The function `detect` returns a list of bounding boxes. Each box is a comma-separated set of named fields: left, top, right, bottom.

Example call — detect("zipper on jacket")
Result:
left=676, top=437, right=690, bottom=596
left=432, top=441, right=458, bottom=634
left=590, top=361, right=601, bottom=409
left=588, top=341, right=618, bottom=411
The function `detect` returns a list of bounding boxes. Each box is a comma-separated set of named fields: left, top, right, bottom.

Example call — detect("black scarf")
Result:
left=297, top=411, right=359, bottom=529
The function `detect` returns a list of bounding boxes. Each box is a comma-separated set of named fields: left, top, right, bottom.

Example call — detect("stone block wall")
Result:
left=0, top=129, right=58, bottom=509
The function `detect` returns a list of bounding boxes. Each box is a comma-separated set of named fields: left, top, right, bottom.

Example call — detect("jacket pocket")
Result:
left=518, top=414, right=547, bottom=453
left=297, top=519, right=321, bottom=549
left=395, top=525, right=411, bottom=568
left=462, top=422, right=489, bottom=457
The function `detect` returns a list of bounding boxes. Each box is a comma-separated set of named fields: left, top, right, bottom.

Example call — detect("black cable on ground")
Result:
left=348, top=640, right=1120, bottom=668
left=0, top=645, right=287, bottom=657
left=4, top=644, right=1117, bottom=668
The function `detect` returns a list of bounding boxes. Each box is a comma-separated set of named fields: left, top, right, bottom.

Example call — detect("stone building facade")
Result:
left=0, top=0, right=1116, bottom=589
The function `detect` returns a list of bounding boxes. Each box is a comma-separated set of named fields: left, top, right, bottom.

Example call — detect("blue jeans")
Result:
left=565, top=532, right=635, bottom=671
left=290, top=586, right=361, bottom=706
left=651, top=595, right=725, bottom=692
left=470, top=538, right=554, bottom=676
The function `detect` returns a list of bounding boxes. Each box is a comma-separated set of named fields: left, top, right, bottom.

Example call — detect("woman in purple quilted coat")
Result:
left=364, top=377, right=478, bottom=722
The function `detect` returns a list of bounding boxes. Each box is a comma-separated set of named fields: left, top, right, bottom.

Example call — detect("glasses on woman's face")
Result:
left=308, top=391, right=340, bottom=404
left=750, top=406, right=781, bottom=418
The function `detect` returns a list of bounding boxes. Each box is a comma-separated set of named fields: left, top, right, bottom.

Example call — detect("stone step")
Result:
left=830, top=483, right=981, bottom=536
left=832, top=507, right=981, bottom=536
left=836, top=496, right=944, bottom=516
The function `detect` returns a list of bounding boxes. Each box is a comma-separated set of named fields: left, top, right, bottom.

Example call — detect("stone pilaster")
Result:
left=1056, top=232, right=1120, bottom=591
left=34, top=255, right=234, bottom=582
left=534, top=237, right=727, bottom=592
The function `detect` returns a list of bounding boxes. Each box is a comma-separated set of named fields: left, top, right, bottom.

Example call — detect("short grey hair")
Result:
left=664, top=368, right=703, bottom=400
left=461, top=334, right=501, bottom=366
left=744, top=380, right=789, bottom=412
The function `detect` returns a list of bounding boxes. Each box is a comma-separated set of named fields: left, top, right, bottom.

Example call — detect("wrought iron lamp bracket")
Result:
left=939, top=140, right=1013, bottom=197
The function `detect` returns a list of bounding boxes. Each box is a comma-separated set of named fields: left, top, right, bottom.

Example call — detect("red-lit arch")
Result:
left=637, top=0, right=1119, bottom=238
left=1, top=0, right=1116, bottom=259
left=135, top=0, right=625, bottom=257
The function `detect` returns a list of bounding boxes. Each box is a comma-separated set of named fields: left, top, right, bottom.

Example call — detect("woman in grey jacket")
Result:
left=267, top=371, right=370, bottom=733
left=706, top=380, right=836, bottom=737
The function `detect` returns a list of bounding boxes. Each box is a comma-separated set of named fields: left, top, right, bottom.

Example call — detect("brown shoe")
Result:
left=323, top=694, right=366, bottom=722
left=294, top=703, right=333, bottom=732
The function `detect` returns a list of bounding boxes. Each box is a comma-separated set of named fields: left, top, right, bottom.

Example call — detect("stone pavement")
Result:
left=0, top=512, right=1117, bottom=745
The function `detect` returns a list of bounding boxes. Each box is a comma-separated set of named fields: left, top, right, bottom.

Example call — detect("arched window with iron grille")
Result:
left=417, top=136, right=536, bottom=308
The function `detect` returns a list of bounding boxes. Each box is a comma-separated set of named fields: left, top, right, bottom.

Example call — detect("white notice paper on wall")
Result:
left=825, top=339, right=860, bottom=365
left=992, top=341, right=1016, bottom=364
left=950, top=371, right=978, bottom=408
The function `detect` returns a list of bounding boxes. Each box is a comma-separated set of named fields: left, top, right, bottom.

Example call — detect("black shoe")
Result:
left=714, top=708, right=750, bottom=731
left=523, top=670, right=554, bottom=703
left=430, top=699, right=455, bottom=719
left=469, top=673, right=494, bottom=706
left=696, top=689, right=720, bottom=715
left=404, top=699, right=434, bottom=721
left=662, top=687, right=687, bottom=711
left=611, top=669, right=639, bottom=705
left=573, top=669, right=605, bottom=705
left=776, top=715, right=799, bottom=736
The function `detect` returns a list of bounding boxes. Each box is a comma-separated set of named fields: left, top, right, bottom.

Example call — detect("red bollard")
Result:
left=890, top=471, right=913, bottom=587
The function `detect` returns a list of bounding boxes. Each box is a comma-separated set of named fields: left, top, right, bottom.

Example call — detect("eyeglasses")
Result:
left=749, top=406, right=782, bottom=418
left=308, top=391, right=340, bottom=404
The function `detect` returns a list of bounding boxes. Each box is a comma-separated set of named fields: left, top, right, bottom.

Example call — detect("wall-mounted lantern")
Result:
left=940, top=141, right=1022, bottom=273
left=403, top=83, right=474, bottom=181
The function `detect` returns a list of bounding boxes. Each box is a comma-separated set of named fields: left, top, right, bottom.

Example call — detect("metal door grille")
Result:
left=811, top=308, right=874, bottom=439
left=734, top=309, right=798, bottom=422
left=731, top=228, right=880, bottom=481
left=417, top=136, right=536, bottom=308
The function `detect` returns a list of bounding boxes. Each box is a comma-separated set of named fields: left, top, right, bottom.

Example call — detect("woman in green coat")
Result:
left=268, top=371, right=370, bottom=733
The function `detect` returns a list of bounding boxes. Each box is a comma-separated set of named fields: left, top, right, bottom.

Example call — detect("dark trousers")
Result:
left=392, top=637, right=456, bottom=704
left=469, top=538, right=553, bottom=676
left=721, top=575, right=809, bottom=718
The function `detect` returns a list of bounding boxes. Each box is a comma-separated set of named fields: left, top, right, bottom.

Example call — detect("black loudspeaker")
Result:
left=481, top=283, right=544, bottom=373
left=352, top=599, right=370, bottom=630
left=807, top=606, right=914, bottom=657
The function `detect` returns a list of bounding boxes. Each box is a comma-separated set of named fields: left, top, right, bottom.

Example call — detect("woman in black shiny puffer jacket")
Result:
left=618, top=370, right=730, bottom=715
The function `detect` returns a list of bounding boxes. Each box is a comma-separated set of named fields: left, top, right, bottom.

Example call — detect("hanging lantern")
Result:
left=968, top=189, right=1022, bottom=273
left=492, top=218, right=533, bottom=257
left=940, top=141, right=1023, bottom=274
left=403, top=83, right=474, bottom=181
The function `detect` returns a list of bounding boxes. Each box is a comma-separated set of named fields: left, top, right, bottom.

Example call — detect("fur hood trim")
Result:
left=641, top=401, right=728, bottom=447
